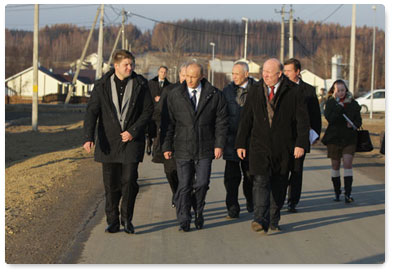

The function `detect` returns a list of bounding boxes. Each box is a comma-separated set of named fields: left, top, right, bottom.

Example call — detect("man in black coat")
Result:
left=146, top=66, right=172, bottom=155
left=283, top=58, right=322, bottom=213
left=151, top=63, right=188, bottom=207
left=235, top=58, right=309, bottom=234
left=222, top=61, right=255, bottom=219
left=163, top=62, right=228, bottom=232
left=83, top=50, right=153, bottom=234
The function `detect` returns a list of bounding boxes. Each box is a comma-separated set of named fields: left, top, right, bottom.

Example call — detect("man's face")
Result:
left=179, top=67, right=187, bottom=83
left=158, top=68, right=167, bottom=81
left=262, top=60, right=282, bottom=87
left=186, top=64, right=203, bottom=89
left=283, top=64, right=300, bottom=83
left=232, top=64, right=249, bottom=86
left=114, top=58, right=133, bottom=80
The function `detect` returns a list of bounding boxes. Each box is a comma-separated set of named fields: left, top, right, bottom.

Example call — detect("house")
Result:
left=5, top=65, right=94, bottom=99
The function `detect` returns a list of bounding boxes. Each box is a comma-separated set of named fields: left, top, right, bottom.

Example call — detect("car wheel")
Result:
left=360, top=105, right=369, bottom=114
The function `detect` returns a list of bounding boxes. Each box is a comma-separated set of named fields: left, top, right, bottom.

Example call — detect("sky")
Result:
left=3, top=1, right=386, bottom=32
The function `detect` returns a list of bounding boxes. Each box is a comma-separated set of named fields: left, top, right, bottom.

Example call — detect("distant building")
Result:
left=5, top=65, right=94, bottom=98
left=300, top=55, right=348, bottom=95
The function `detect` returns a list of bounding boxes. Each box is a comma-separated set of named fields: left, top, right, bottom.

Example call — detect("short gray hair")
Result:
left=234, top=61, right=249, bottom=72
left=179, top=62, right=188, bottom=73
left=186, top=61, right=204, bottom=76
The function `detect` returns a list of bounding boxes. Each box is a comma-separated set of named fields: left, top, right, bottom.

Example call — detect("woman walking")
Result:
left=322, top=80, right=362, bottom=203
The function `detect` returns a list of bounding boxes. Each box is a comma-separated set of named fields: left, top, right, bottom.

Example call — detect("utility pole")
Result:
left=275, top=5, right=286, bottom=63
left=95, top=4, right=104, bottom=80
left=210, top=42, right=215, bottom=86
left=65, top=6, right=100, bottom=104
left=32, top=4, right=39, bottom=131
left=289, top=5, right=294, bottom=59
left=106, top=27, right=123, bottom=72
left=122, top=9, right=125, bottom=49
left=370, top=5, right=376, bottom=119
left=349, top=4, right=356, bottom=95
left=242, top=17, right=248, bottom=60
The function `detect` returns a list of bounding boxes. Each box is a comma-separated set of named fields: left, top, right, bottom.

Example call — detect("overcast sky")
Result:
left=4, top=1, right=386, bottom=32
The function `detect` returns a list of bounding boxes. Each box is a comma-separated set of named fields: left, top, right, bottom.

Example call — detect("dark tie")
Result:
left=190, top=89, right=197, bottom=111
left=269, top=86, right=275, bottom=101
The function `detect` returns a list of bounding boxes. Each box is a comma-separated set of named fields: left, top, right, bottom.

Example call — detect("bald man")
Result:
left=235, top=58, right=309, bottom=234
left=163, top=61, right=228, bottom=232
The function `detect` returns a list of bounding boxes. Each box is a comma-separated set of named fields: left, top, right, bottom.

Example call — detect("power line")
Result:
left=320, top=4, right=343, bottom=24
left=5, top=4, right=98, bottom=12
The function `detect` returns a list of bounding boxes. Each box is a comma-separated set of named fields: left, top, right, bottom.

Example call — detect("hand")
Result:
left=83, top=141, right=94, bottom=153
left=294, top=147, right=305, bottom=159
left=237, top=148, right=246, bottom=160
left=164, top=151, right=172, bottom=160
left=346, top=122, right=352, bottom=128
left=214, top=148, right=223, bottom=159
left=154, top=96, right=160, bottom=102
left=120, top=131, right=133, bottom=142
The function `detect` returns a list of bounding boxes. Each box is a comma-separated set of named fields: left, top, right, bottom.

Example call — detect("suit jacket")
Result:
left=162, top=78, right=228, bottom=160
left=235, top=77, right=310, bottom=176
left=84, top=69, right=153, bottom=163
left=298, top=79, right=322, bottom=153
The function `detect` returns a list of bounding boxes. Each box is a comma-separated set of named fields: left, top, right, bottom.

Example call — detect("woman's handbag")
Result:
left=356, top=128, right=374, bottom=152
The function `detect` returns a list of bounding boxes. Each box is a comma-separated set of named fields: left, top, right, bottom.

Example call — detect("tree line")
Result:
left=5, top=19, right=384, bottom=93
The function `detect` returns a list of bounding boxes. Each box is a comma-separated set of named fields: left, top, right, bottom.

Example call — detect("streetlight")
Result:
left=210, top=42, right=215, bottom=86
left=242, top=17, right=248, bottom=60
left=370, top=5, right=376, bottom=119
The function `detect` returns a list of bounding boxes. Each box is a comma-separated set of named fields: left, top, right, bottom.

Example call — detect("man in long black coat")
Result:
left=163, top=62, right=228, bottom=232
left=283, top=58, right=322, bottom=212
left=83, top=50, right=153, bottom=234
left=146, top=66, right=172, bottom=155
left=235, top=58, right=309, bottom=234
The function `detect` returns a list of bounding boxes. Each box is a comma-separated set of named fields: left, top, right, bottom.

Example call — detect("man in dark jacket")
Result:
left=146, top=66, right=172, bottom=155
left=283, top=58, right=322, bottom=213
left=222, top=61, right=255, bottom=219
left=236, top=58, right=309, bottom=234
left=151, top=63, right=188, bottom=207
left=163, top=62, right=228, bottom=232
left=83, top=50, right=153, bottom=234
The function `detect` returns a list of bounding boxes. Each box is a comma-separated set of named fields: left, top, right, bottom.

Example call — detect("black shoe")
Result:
left=105, top=223, right=120, bottom=233
left=345, top=195, right=354, bottom=203
left=195, top=213, right=204, bottom=230
left=251, top=221, right=268, bottom=234
left=179, top=221, right=190, bottom=232
left=287, top=204, right=297, bottom=213
left=146, top=146, right=151, bottom=155
left=123, top=221, right=135, bottom=234
left=270, top=224, right=282, bottom=232
left=226, top=210, right=239, bottom=219
left=171, top=203, right=176, bottom=208
left=333, top=195, right=340, bottom=202
left=246, top=202, right=254, bottom=213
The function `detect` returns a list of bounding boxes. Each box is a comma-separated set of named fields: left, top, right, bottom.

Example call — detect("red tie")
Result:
left=269, top=86, right=275, bottom=101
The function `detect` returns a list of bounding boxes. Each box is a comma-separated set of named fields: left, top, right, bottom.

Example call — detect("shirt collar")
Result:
left=266, top=80, right=281, bottom=93
left=238, top=80, right=248, bottom=89
left=188, top=82, right=202, bottom=94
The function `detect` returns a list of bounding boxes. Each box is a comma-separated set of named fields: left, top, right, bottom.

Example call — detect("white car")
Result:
left=355, top=89, right=385, bottom=113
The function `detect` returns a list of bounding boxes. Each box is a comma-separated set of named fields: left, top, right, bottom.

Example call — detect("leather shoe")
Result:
left=287, top=205, right=297, bottom=213
left=195, top=213, right=204, bottom=230
left=251, top=221, right=268, bottom=234
left=270, top=225, right=282, bottom=232
left=123, top=221, right=135, bottom=234
left=246, top=202, right=254, bottom=213
left=226, top=210, right=239, bottom=219
left=179, top=221, right=190, bottom=232
left=105, top=223, right=120, bottom=233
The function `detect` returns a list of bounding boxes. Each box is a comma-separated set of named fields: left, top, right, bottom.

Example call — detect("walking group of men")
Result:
left=83, top=49, right=321, bottom=235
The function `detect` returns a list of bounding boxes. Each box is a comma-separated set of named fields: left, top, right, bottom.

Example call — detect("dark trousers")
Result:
left=224, top=160, right=253, bottom=214
left=163, top=157, right=179, bottom=204
left=102, top=162, right=139, bottom=225
left=253, top=174, right=288, bottom=228
left=287, top=154, right=306, bottom=207
left=175, top=158, right=212, bottom=225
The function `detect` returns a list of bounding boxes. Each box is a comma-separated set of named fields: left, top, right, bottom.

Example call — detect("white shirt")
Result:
left=239, top=81, right=248, bottom=89
left=267, top=81, right=281, bottom=96
left=188, top=83, right=202, bottom=110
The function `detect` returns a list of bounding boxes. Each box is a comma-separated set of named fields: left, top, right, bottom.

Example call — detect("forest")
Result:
left=5, top=18, right=385, bottom=94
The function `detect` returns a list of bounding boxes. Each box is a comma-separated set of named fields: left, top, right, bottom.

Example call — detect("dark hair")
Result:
left=327, top=79, right=350, bottom=97
left=284, top=58, right=301, bottom=72
left=158, top=65, right=168, bottom=71
left=112, top=49, right=135, bottom=65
